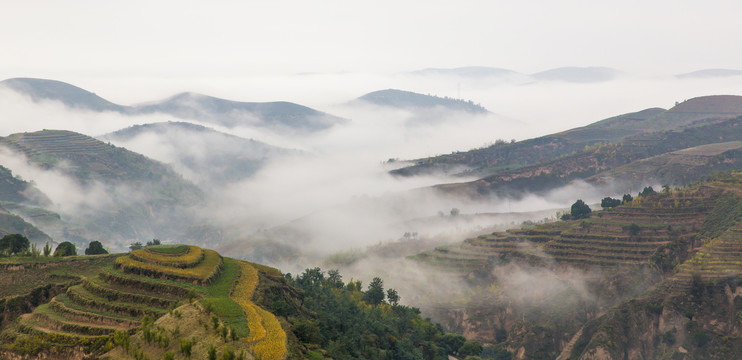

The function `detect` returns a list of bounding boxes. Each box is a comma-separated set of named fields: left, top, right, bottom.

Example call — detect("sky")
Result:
left=2, top=1, right=742, bottom=105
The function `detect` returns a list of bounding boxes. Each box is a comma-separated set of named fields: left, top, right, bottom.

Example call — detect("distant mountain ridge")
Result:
left=0, top=78, right=345, bottom=133
left=676, top=68, right=742, bottom=78
left=408, top=66, right=623, bottom=83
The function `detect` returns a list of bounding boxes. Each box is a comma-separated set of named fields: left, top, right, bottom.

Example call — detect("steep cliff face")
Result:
left=573, top=277, right=742, bottom=359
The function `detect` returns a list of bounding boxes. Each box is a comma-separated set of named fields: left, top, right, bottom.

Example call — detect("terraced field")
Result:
left=0, top=245, right=294, bottom=359
left=0, top=246, right=225, bottom=356
left=411, top=187, right=721, bottom=272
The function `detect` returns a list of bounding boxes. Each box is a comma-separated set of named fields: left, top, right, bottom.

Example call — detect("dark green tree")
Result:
left=386, top=288, right=400, bottom=306
left=364, top=277, right=385, bottom=305
left=639, top=186, right=656, bottom=197
left=53, top=241, right=77, bottom=257
left=600, top=197, right=621, bottom=208
left=570, top=200, right=591, bottom=219
left=441, top=333, right=466, bottom=355
left=129, top=242, right=143, bottom=251
left=0, top=234, right=30, bottom=255
left=458, top=340, right=483, bottom=358
left=85, top=240, right=108, bottom=255
left=622, top=194, right=633, bottom=203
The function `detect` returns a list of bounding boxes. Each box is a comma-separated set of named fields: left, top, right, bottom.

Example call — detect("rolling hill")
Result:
left=100, top=121, right=296, bottom=186
left=0, top=130, right=204, bottom=249
left=357, top=89, right=489, bottom=113
left=0, top=78, right=345, bottom=133
left=0, top=78, right=129, bottom=113
left=392, top=95, right=742, bottom=182
left=136, top=92, right=345, bottom=132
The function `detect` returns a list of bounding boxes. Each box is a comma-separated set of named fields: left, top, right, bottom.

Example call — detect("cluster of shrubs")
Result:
left=0, top=233, right=109, bottom=258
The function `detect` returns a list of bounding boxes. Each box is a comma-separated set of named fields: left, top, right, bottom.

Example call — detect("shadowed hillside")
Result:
left=0, top=130, right=203, bottom=249
left=393, top=95, right=742, bottom=179
left=101, top=121, right=296, bottom=186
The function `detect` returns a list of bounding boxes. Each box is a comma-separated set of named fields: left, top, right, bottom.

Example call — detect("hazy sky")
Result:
left=2, top=1, right=742, bottom=101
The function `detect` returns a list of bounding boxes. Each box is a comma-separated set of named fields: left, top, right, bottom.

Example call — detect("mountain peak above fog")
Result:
left=357, top=89, right=489, bottom=113
left=676, top=69, right=742, bottom=79
left=0, top=77, right=127, bottom=112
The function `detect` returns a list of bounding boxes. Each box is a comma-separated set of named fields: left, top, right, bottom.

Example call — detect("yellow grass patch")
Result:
left=115, top=249, right=222, bottom=284
left=232, top=261, right=287, bottom=360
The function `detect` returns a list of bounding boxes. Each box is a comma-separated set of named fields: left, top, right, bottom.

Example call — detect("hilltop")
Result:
left=0, top=78, right=128, bottom=113
left=357, top=89, right=489, bottom=113
left=0, top=245, right=466, bottom=360
left=409, top=172, right=742, bottom=359
left=137, top=92, right=345, bottom=132
left=101, top=122, right=296, bottom=186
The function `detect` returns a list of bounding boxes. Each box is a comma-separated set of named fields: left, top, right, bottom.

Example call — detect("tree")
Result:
left=570, top=200, right=591, bottom=219
left=458, top=340, right=483, bottom=358
left=622, top=194, right=633, bottom=203
left=53, top=241, right=77, bottom=257
left=639, top=186, right=656, bottom=197
left=386, top=288, right=400, bottom=306
left=85, top=240, right=108, bottom=255
left=364, top=277, right=385, bottom=305
left=600, top=197, right=621, bottom=208
left=0, top=234, right=30, bottom=255
left=43, top=242, right=52, bottom=256
left=129, top=242, right=143, bottom=251
left=441, top=333, right=466, bottom=355
left=450, top=208, right=460, bottom=217
left=146, top=239, right=161, bottom=247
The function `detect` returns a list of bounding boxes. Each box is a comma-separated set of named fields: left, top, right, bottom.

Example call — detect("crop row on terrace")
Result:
left=115, top=248, right=223, bottom=285
left=129, top=245, right=204, bottom=268
left=411, top=188, right=719, bottom=270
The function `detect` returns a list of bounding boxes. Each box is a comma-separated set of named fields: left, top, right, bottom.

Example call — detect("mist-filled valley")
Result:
left=5, top=63, right=742, bottom=359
